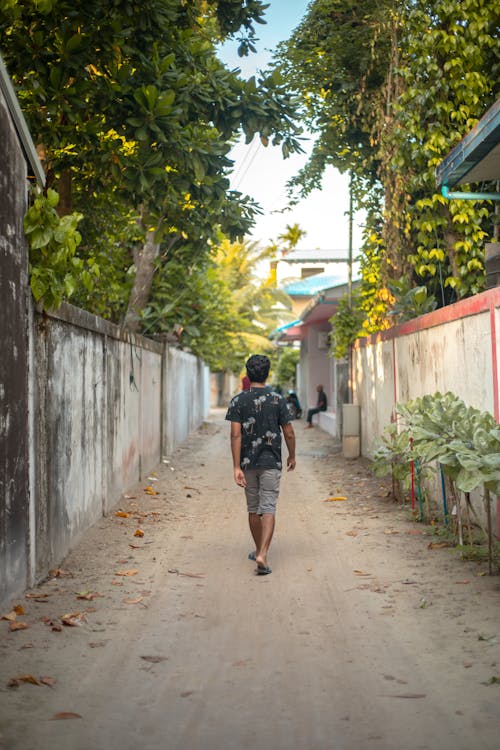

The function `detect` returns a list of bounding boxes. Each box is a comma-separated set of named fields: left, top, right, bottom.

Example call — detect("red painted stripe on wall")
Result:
left=354, top=286, right=500, bottom=348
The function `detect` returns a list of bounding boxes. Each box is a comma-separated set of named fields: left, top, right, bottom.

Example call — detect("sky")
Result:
left=218, top=0, right=365, bottom=258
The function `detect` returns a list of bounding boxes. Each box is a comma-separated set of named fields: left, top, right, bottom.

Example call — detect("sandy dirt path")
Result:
left=1, top=410, right=499, bottom=750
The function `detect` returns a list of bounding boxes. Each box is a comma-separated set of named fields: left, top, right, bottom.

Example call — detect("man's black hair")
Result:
left=246, top=354, right=270, bottom=384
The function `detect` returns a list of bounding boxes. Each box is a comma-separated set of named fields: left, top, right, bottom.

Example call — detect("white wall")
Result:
left=353, top=289, right=500, bottom=456
left=25, top=303, right=209, bottom=604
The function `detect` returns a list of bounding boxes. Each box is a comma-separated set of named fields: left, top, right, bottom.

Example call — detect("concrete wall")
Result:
left=353, top=288, right=500, bottom=533
left=0, top=84, right=31, bottom=606
left=32, top=306, right=209, bottom=589
left=1, top=300, right=209, bottom=608
left=353, top=288, right=500, bottom=456
left=163, top=346, right=210, bottom=456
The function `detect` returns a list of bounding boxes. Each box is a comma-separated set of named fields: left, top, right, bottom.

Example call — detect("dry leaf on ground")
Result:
left=123, top=596, right=144, bottom=605
left=140, top=656, right=168, bottom=663
left=115, top=511, right=129, bottom=518
left=49, top=712, right=82, bottom=720
left=61, top=612, right=87, bottom=627
left=168, top=569, right=205, bottom=579
left=9, top=621, right=28, bottom=631
left=134, top=529, right=144, bottom=537
left=8, top=674, right=42, bottom=687
left=2, top=611, right=18, bottom=621
left=114, top=569, right=138, bottom=577
left=353, top=570, right=371, bottom=576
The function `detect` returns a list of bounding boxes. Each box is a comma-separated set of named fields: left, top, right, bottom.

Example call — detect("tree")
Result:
left=1, top=0, right=303, bottom=324
left=274, top=0, right=499, bottom=328
left=140, top=238, right=294, bottom=372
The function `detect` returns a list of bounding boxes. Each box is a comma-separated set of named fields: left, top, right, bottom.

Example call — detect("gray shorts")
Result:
left=244, top=468, right=281, bottom=515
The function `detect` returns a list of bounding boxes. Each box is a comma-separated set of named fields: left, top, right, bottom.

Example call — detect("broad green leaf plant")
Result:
left=372, top=392, right=500, bottom=569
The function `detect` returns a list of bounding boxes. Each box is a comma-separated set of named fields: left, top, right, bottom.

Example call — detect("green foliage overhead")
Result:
left=1, top=0, right=303, bottom=318
left=140, top=238, right=293, bottom=372
left=274, top=0, right=499, bottom=329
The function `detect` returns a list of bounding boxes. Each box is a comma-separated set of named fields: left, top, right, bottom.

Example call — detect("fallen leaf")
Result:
left=353, top=570, right=371, bottom=576
left=114, top=569, right=138, bottom=577
left=123, top=494, right=137, bottom=499
left=345, top=531, right=358, bottom=537
left=129, top=544, right=144, bottom=549
left=406, top=529, right=424, bottom=536
left=8, top=674, right=41, bottom=687
left=168, top=569, right=205, bottom=579
left=9, top=621, right=28, bottom=631
left=140, top=656, right=168, bottom=663
left=49, top=569, right=72, bottom=578
left=111, top=581, right=123, bottom=586
left=40, top=676, right=56, bottom=687
left=387, top=693, right=426, bottom=699
left=324, top=496, right=347, bottom=502
left=61, top=612, right=87, bottom=627
left=427, top=541, right=452, bottom=549
left=49, top=712, right=82, bottom=720
left=13, top=604, right=25, bottom=615
left=24, top=594, right=50, bottom=602
left=134, top=529, right=145, bottom=538
left=115, top=511, right=129, bottom=518
left=75, top=591, right=102, bottom=600
left=482, top=676, right=500, bottom=685
left=123, top=596, right=143, bottom=605
left=384, top=530, right=399, bottom=535
left=2, top=611, right=18, bottom=622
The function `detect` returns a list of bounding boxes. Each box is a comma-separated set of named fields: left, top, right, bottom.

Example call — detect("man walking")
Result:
left=305, top=384, right=327, bottom=428
left=226, top=354, right=296, bottom=575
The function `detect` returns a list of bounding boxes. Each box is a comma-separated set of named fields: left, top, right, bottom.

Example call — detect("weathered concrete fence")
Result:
left=353, top=288, right=500, bottom=535
left=4, top=303, right=209, bottom=608
left=33, top=306, right=211, bottom=579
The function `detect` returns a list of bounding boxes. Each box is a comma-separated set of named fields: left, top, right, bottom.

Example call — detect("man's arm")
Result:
left=230, top=421, right=246, bottom=487
left=282, top=422, right=296, bottom=471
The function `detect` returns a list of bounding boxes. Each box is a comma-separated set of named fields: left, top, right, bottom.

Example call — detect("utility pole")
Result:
left=348, top=173, right=353, bottom=308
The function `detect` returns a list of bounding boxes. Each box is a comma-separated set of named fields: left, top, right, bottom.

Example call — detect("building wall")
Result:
left=0, top=85, right=31, bottom=606
left=300, top=323, right=334, bottom=411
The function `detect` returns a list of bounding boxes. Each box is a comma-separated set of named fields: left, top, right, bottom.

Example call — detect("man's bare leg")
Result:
left=248, top=512, right=261, bottom=555
left=255, top=513, right=275, bottom=570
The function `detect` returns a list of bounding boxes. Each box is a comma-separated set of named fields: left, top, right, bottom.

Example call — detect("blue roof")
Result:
left=281, top=273, right=346, bottom=297
left=273, top=319, right=302, bottom=334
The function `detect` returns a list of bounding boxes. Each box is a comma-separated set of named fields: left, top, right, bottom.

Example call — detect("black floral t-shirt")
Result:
left=225, top=386, right=292, bottom=470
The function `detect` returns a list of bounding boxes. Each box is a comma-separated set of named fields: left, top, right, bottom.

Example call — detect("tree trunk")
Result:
left=124, top=231, right=161, bottom=332
left=57, top=169, right=72, bottom=216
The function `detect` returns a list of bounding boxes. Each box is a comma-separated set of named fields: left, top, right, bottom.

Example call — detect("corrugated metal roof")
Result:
left=281, top=273, right=346, bottom=296
left=280, top=249, right=350, bottom=263
left=436, top=98, right=500, bottom=188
